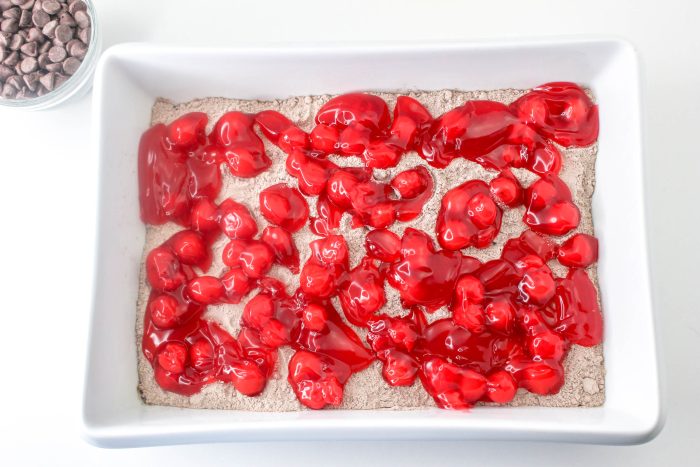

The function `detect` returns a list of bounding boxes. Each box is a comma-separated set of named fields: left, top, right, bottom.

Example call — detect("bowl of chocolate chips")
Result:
left=0, top=0, right=100, bottom=110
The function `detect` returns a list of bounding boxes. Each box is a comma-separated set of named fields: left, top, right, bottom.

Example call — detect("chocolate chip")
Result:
left=0, top=31, right=10, bottom=47
left=67, top=0, right=85, bottom=15
left=37, top=51, right=48, bottom=67
left=18, top=8, right=31, bottom=27
left=73, top=9, right=87, bottom=28
left=41, top=0, right=59, bottom=14
left=53, top=23, right=71, bottom=42
left=47, top=44, right=64, bottom=62
left=22, top=70, right=38, bottom=90
left=38, top=69, right=53, bottom=90
left=0, top=48, right=5, bottom=62
left=62, top=55, right=78, bottom=74
left=27, top=26, right=44, bottom=42
left=19, top=40, right=37, bottom=57
left=11, top=0, right=30, bottom=5
left=44, top=61, right=60, bottom=72
left=67, top=38, right=84, bottom=58
left=4, top=50, right=19, bottom=65
left=8, top=32, right=24, bottom=50
left=3, top=7, right=20, bottom=19
left=2, top=82, right=17, bottom=97
left=1, top=17, right=19, bottom=33
left=58, top=11, right=74, bottom=26
left=31, top=9, right=48, bottom=27
left=19, top=56, right=37, bottom=73
left=18, top=0, right=35, bottom=9
left=6, top=73, right=23, bottom=89
left=77, top=24, right=88, bottom=43
left=0, top=64, right=13, bottom=80
left=41, top=18, right=56, bottom=37
left=53, top=71, right=67, bottom=87
left=38, top=39, right=49, bottom=53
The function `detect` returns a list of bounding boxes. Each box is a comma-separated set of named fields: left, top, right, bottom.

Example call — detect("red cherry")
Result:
left=146, top=246, right=185, bottom=291
left=518, top=266, right=556, bottom=305
left=391, top=167, right=430, bottom=199
left=365, top=229, right=401, bottom=262
left=381, top=349, right=418, bottom=386
left=524, top=175, right=580, bottom=236
left=220, top=268, right=252, bottom=303
left=261, top=226, right=300, bottom=273
left=259, top=319, right=289, bottom=348
left=366, top=202, right=396, bottom=229
left=366, top=315, right=421, bottom=354
left=518, top=362, right=564, bottom=395
left=454, top=302, right=485, bottom=334
left=166, top=112, right=207, bottom=149
left=218, top=199, right=258, bottom=239
left=259, top=184, right=309, bottom=232
left=222, top=239, right=247, bottom=267
left=157, top=342, right=188, bottom=374
left=189, top=339, right=214, bottom=371
left=489, top=173, right=523, bottom=207
left=222, top=146, right=272, bottom=178
left=286, top=149, right=333, bottom=196
left=327, top=169, right=364, bottom=209
left=484, top=299, right=515, bottom=334
left=242, top=294, right=275, bottom=330
left=467, top=192, right=498, bottom=229
left=300, top=262, right=336, bottom=298
left=338, top=259, right=386, bottom=326
left=338, top=123, right=371, bottom=156
left=186, top=276, right=225, bottom=304
left=310, top=124, right=340, bottom=153
left=310, top=235, right=349, bottom=267
left=194, top=144, right=224, bottom=164
left=362, top=141, right=400, bottom=168
left=420, top=357, right=487, bottom=409
left=149, top=294, right=180, bottom=329
left=527, top=329, right=566, bottom=360
left=190, top=198, right=220, bottom=232
left=288, top=351, right=346, bottom=409
left=455, top=275, right=485, bottom=304
left=558, top=233, right=598, bottom=268
left=485, top=370, right=517, bottom=403
left=221, top=359, right=267, bottom=396
left=186, top=156, right=221, bottom=200
left=167, top=230, right=208, bottom=269
left=238, top=241, right=274, bottom=279
left=254, top=110, right=308, bottom=154
left=213, top=112, right=271, bottom=178
left=302, top=303, right=328, bottom=332
left=316, top=93, right=391, bottom=132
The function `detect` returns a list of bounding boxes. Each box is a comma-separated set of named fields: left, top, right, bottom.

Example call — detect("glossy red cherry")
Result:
left=420, top=356, right=487, bottom=409
left=213, top=112, right=271, bottom=178
left=261, top=226, right=300, bottom=273
left=167, top=230, right=208, bottom=270
left=300, top=262, right=336, bottom=298
left=220, top=268, right=252, bottom=303
left=302, top=303, right=328, bottom=332
left=149, top=294, right=181, bottom=329
left=316, top=93, right=391, bottom=132
left=222, top=239, right=247, bottom=267
left=391, top=167, right=430, bottom=199
left=485, top=370, right=517, bottom=403
left=510, top=82, right=599, bottom=147
left=338, top=122, right=371, bottom=156
left=518, top=266, right=556, bottom=305
left=167, top=112, right=208, bottom=149
left=362, top=141, right=401, bottom=168
left=310, top=235, right=349, bottom=267
left=222, top=360, right=267, bottom=396
left=259, top=319, right=289, bottom=348
left=437, top=180, right=502, bottom=250
left=309, top=124, right=340, bottom=153
left=238, top=241, right=274, bottom=279
left=527, top=329, right=566, bottom=360
left=489, top=172, right=523, bottom=207
left=186, top=276, right=225, bottom=305
left=338, top=259, right=386, bottom=326
left=146, top=246, right=185, bottom=291
left=483, top=299, right=515, bottom=334
left=517, top=362, right=564, bottom=395
left=326, top=169, right=366, bottom=209
left=381, top=349, right=418, bottom=386
left=365, top=229, right=401, bottom=262
left=286, top=149, right=334, bottom=196
left=157, top=342, right=188, bottom=374
left=189, top=339, right=214, bottom=371
left=558, top=233, right=598, bottom=268
left=259, top=184, right=309, bottom=233
left=242, top=294, right=275, bottom=330
left=524, top=174, right=580, bottom=236
left=190, top=198, right=220, bottom=232
left=255, top=110, right=308, bottom=154
left=218, top=199, right=258, bottom=239
left=288, top=351, right=347, bottom=409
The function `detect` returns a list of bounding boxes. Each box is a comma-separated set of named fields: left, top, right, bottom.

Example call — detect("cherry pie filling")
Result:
left=138, top=82, right=601, bottom=410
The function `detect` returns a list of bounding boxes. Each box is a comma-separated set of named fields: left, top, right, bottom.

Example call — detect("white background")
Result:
left=1, top=0, right=698, bottom=465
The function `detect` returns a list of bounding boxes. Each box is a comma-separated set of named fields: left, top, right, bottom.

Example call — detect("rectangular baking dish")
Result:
left=83, top=39, right=662, bottom=448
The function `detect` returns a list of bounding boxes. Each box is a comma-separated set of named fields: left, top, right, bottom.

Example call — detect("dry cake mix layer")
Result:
left=137, top=87, right=604, bottom=411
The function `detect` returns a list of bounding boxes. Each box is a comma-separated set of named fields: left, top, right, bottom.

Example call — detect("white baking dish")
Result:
left=83, top=40, right=662, bottom=448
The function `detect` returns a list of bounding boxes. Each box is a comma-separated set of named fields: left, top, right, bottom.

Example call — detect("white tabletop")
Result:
left=1, top=0, right=697, bottom=465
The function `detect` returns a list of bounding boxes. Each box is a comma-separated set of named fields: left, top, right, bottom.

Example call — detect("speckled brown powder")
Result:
left=136, top=89, right=605, bottom=411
